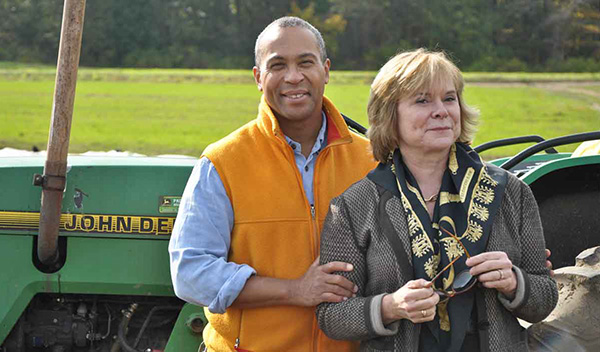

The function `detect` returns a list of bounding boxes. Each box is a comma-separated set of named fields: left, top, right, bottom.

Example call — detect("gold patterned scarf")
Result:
left=392, top=143, right=507, bottom=350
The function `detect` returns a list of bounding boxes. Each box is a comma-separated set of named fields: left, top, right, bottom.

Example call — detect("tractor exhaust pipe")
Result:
left=34, top=0, right=86, bottom=265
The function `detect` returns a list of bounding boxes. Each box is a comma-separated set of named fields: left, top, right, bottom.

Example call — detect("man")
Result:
left=169, top=17, right=376, bottom=352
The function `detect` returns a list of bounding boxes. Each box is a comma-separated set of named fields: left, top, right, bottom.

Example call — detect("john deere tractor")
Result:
left=0, top=154, right=204, bottom=351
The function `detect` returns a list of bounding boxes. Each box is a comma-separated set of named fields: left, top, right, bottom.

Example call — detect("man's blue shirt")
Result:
left=169, top=114, right=327, bottom=313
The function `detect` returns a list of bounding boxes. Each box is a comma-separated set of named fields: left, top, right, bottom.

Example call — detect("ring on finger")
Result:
left=421, top=309, right=427, bottom=318
left=497, top=269, right=504, bottom=280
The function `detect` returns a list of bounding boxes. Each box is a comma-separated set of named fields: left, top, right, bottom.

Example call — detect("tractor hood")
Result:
left=0, top=154, right=196, bottom=240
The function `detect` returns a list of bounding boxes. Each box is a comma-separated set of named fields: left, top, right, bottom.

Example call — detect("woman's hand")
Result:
left=466, top=251, right=517, bottom=298
left=381, top=279, right=440, bottom=324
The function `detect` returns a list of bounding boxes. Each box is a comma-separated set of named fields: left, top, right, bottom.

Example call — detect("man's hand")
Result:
left=546, top=248, right=554, bottom=277
left=231, top=257, right=356, bottom=309
left=291, top=256, right=357, bottom=306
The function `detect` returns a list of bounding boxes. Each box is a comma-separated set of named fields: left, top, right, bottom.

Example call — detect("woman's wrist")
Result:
left=497, top=266, right=528, bottom=310
left=381, top=293, right=401, bottom=324
left=497, top=268, right=518, bottom=298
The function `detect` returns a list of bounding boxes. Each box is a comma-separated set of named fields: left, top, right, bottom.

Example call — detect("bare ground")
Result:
left=471, top=82, right=600, bottom=111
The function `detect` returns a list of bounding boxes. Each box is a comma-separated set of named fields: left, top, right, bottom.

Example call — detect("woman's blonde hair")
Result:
left=367, top=48, right=479, bottom=163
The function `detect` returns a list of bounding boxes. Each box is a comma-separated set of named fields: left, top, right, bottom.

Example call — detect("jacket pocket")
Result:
left=366, top=335, right=394, bottom=351
left=505, top=327, right=528, bottom=351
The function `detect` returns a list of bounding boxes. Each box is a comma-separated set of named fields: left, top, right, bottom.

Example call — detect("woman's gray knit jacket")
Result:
left=316, top=170, right=558, bottom=352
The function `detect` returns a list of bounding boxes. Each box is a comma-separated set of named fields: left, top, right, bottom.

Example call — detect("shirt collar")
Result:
left=284, top=111, right=327, bottom=153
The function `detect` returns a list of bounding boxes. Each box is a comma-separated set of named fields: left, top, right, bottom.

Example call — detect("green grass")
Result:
left=1, top=66, right=598, bottom=159
left=463, top=86, right=599, bottom=158
left=462, top=72, right=600, bottom=83
left=0, top=81, right=262, bottom=156
left=1, top=63, right=599, bottom=84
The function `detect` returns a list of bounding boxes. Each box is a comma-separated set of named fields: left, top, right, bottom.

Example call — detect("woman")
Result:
left=316, top=49, right=558, bottom=351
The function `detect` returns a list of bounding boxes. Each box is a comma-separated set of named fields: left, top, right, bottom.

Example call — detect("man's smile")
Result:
left=282, top=90, right=310, bottom=100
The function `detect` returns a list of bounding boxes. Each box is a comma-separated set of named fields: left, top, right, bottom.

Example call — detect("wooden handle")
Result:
left=38, top=0, right=86, bottom=266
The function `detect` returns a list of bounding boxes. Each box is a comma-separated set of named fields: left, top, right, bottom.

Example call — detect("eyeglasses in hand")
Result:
left=427, top=226, right=477, bottom=301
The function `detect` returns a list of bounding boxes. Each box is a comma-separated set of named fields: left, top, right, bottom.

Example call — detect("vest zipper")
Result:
left=234, top=338, right=252, bottom=352
left=310, top=204, right=319, bottom=259
left=278, top=130, right=321, bottom=260
left=313, top=321, right=320, bottom=352
left=311, top=153, right=323, bottom=352
left=235, top=311, right=253, bottom=352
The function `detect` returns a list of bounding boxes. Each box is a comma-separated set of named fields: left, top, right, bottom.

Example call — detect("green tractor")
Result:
left=0, top=154, right=204, bottom=351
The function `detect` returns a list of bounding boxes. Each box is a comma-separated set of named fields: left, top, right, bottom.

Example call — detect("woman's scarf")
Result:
left=391, top=143, right=507, bottom=350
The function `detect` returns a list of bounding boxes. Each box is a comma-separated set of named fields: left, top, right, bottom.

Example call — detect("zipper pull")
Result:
left=310, top=205, right=316, bottom=219
left=234, top=338, right=253, bottom=352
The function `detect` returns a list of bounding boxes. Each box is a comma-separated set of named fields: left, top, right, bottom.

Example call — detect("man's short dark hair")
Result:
left=254, top=16, right=327, bottom=67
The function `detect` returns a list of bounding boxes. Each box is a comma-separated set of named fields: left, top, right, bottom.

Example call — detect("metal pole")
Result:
left=36, top=0, right=86, bottom=265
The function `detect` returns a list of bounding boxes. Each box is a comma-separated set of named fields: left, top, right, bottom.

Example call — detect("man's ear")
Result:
left=323, top=58, right=331, bottom=85
left=253, top=66, right=263, bottom=91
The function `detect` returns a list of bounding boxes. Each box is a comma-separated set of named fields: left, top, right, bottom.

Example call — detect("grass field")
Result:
left=1, top=63, right=599, bottom=84
left=1, top=65, right=599, bottom=159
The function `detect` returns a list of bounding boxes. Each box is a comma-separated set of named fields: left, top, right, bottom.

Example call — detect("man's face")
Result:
left=253, top=27, right=330, bottom=125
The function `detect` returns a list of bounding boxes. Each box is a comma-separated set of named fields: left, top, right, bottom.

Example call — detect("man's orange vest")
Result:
left=201, top=95, right=376, bottom=352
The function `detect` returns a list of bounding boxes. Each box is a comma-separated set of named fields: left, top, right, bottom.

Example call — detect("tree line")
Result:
left=1, top=0, right=599, bottom=72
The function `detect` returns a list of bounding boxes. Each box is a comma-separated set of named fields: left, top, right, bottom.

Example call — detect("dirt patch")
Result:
left=471, top=81, right=600, bottom=111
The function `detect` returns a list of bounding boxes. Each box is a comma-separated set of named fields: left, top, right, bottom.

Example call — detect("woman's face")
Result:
left=396, top=80, right=461, bottom=154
